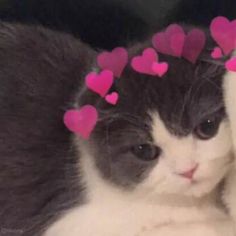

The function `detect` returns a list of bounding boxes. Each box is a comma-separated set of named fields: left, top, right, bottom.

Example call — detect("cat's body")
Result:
left=45, top=184, right=233, bottom=236
left=0, top=22, right=234, bottom=236
left=0, top=23, right=95, bottom=236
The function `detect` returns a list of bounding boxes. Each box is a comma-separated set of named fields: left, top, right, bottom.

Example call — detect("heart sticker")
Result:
left=211, top=47, right=223, bottom=59
left=153, top=25, right=205, bottom=63
left=182, top=29, right=206, bottom=64
left=226, top=57, right=236, bottom=72
left=152, top=24, right=185, bottom=57
left=105, top=92, right=119, bottom=105
left=85, top=70, right=114, bottom=97
left=131, top=48, right=158, bottom=75
left=152, top=62, right=169, bottom=77
left=63, top=105, right=98, bottom=139
left=131, top=48, right=168, bottom=76
left=210, top=16, right=236, bottom=55
left=97, top=47, right=128, bottom=77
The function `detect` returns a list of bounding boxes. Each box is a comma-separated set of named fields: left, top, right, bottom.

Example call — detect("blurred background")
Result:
left=0, top=0, right=235, bottom=49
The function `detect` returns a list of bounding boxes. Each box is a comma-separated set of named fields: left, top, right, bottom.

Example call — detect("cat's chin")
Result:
left=137, top=183, right=215, bottom=200
left=181, top=180, right=222, bottom=198
left=136, top=168, right=229, bottom=199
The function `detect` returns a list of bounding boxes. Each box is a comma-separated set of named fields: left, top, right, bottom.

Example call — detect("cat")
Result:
left=0, top=22, right=234, bottom=236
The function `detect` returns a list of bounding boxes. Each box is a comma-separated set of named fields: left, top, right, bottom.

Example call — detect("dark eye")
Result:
left=131, top=144, right=162, bottom=161
left=194, top=118, right=221, bottom=140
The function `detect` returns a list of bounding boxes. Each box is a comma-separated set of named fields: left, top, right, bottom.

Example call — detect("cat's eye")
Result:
left=131, top=144, right=161, bottom=161
left=194, top=118, right=220, bottom=140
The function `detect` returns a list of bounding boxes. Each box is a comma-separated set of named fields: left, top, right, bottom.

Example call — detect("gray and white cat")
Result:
left=0, top=22, right=234, bottom=236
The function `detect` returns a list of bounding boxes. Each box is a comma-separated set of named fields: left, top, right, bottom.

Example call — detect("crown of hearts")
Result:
left=64, top=16, right=236, bottom=140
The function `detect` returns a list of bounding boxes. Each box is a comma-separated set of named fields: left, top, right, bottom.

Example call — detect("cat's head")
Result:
left=76, top=36, right=233, bottom=199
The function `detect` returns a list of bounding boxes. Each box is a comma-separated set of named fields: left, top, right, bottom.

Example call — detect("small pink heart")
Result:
left=105, top=92, right=119, bottom=105
left=182, top=29, right=206, bottom=64
left=211, top=47, right=223, bottom=59
left=226, top=57, right=236, bottom=72
left=63, top=105, right=98, bottom=139
left=152, top=24, right=185, bottom=57
left=152, top=62, right=169, bottom=77
left=131, top=48, right=158, bottom=75
left=97, top=47, right=128, bottom=77
left=85, top=70, right=114, bottom=97
left=210, top=16, right=236, bottom=55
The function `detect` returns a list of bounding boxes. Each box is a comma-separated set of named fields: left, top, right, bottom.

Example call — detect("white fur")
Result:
left=44, top=114, right=234, bottom=236
left=223, top=70, right=236, bottom=223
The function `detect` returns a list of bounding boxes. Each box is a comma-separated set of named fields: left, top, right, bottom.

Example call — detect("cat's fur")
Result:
left=0, top=22, right=234, bottom=235
left=0, top=23, right=95, bottom=236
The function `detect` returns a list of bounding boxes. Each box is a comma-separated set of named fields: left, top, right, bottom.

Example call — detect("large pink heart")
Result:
left=97, top=47, right=128, bottom=77
left=182, top=29, right=206, bottom=64
left=63, top=105, right=98, bottom=139
left=210, top=16, right=236, bottom=55
left=131, top=48, right=158, bottom=75
left=152, top=24, right=185, bottom=57
left=85, top=70, right=114, bottom=97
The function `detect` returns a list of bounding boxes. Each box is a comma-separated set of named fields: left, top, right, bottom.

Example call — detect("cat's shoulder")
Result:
left=0, top=21, right=95, bottom=114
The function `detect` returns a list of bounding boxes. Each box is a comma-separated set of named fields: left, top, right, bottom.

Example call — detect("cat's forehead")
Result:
left=114, top=55, right=225, bottom=135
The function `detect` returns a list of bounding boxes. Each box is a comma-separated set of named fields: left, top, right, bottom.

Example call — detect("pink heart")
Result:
left=210, top=16, right=236, bottom=55
left=152, top=24, right=185, bottom=57
left=182, top=29, right=206, bottom=64
left=63, top=105, right=98, bottom=139
left=131, top=48, right=158, bottom=75
left=170, top=33, right=186, bottom=58
left=105, top=92, right=119, bottom=105
left=85, top=70, right=114, bottom=97
left=152, top=62, right=169, bottom=77
left=152, top=32, right=171, bottom=55
left=97, top=47, right=128, bottom=77
left=225, top=57, right=236, bottom=72
left=211, top=47, right=223, bottom=59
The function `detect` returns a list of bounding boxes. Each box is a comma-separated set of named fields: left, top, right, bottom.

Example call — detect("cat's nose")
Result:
left=179, top=164, right=199, bottom=179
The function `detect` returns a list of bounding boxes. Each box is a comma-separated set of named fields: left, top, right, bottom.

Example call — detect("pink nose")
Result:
left=179, top=165, right=198, bottom=179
